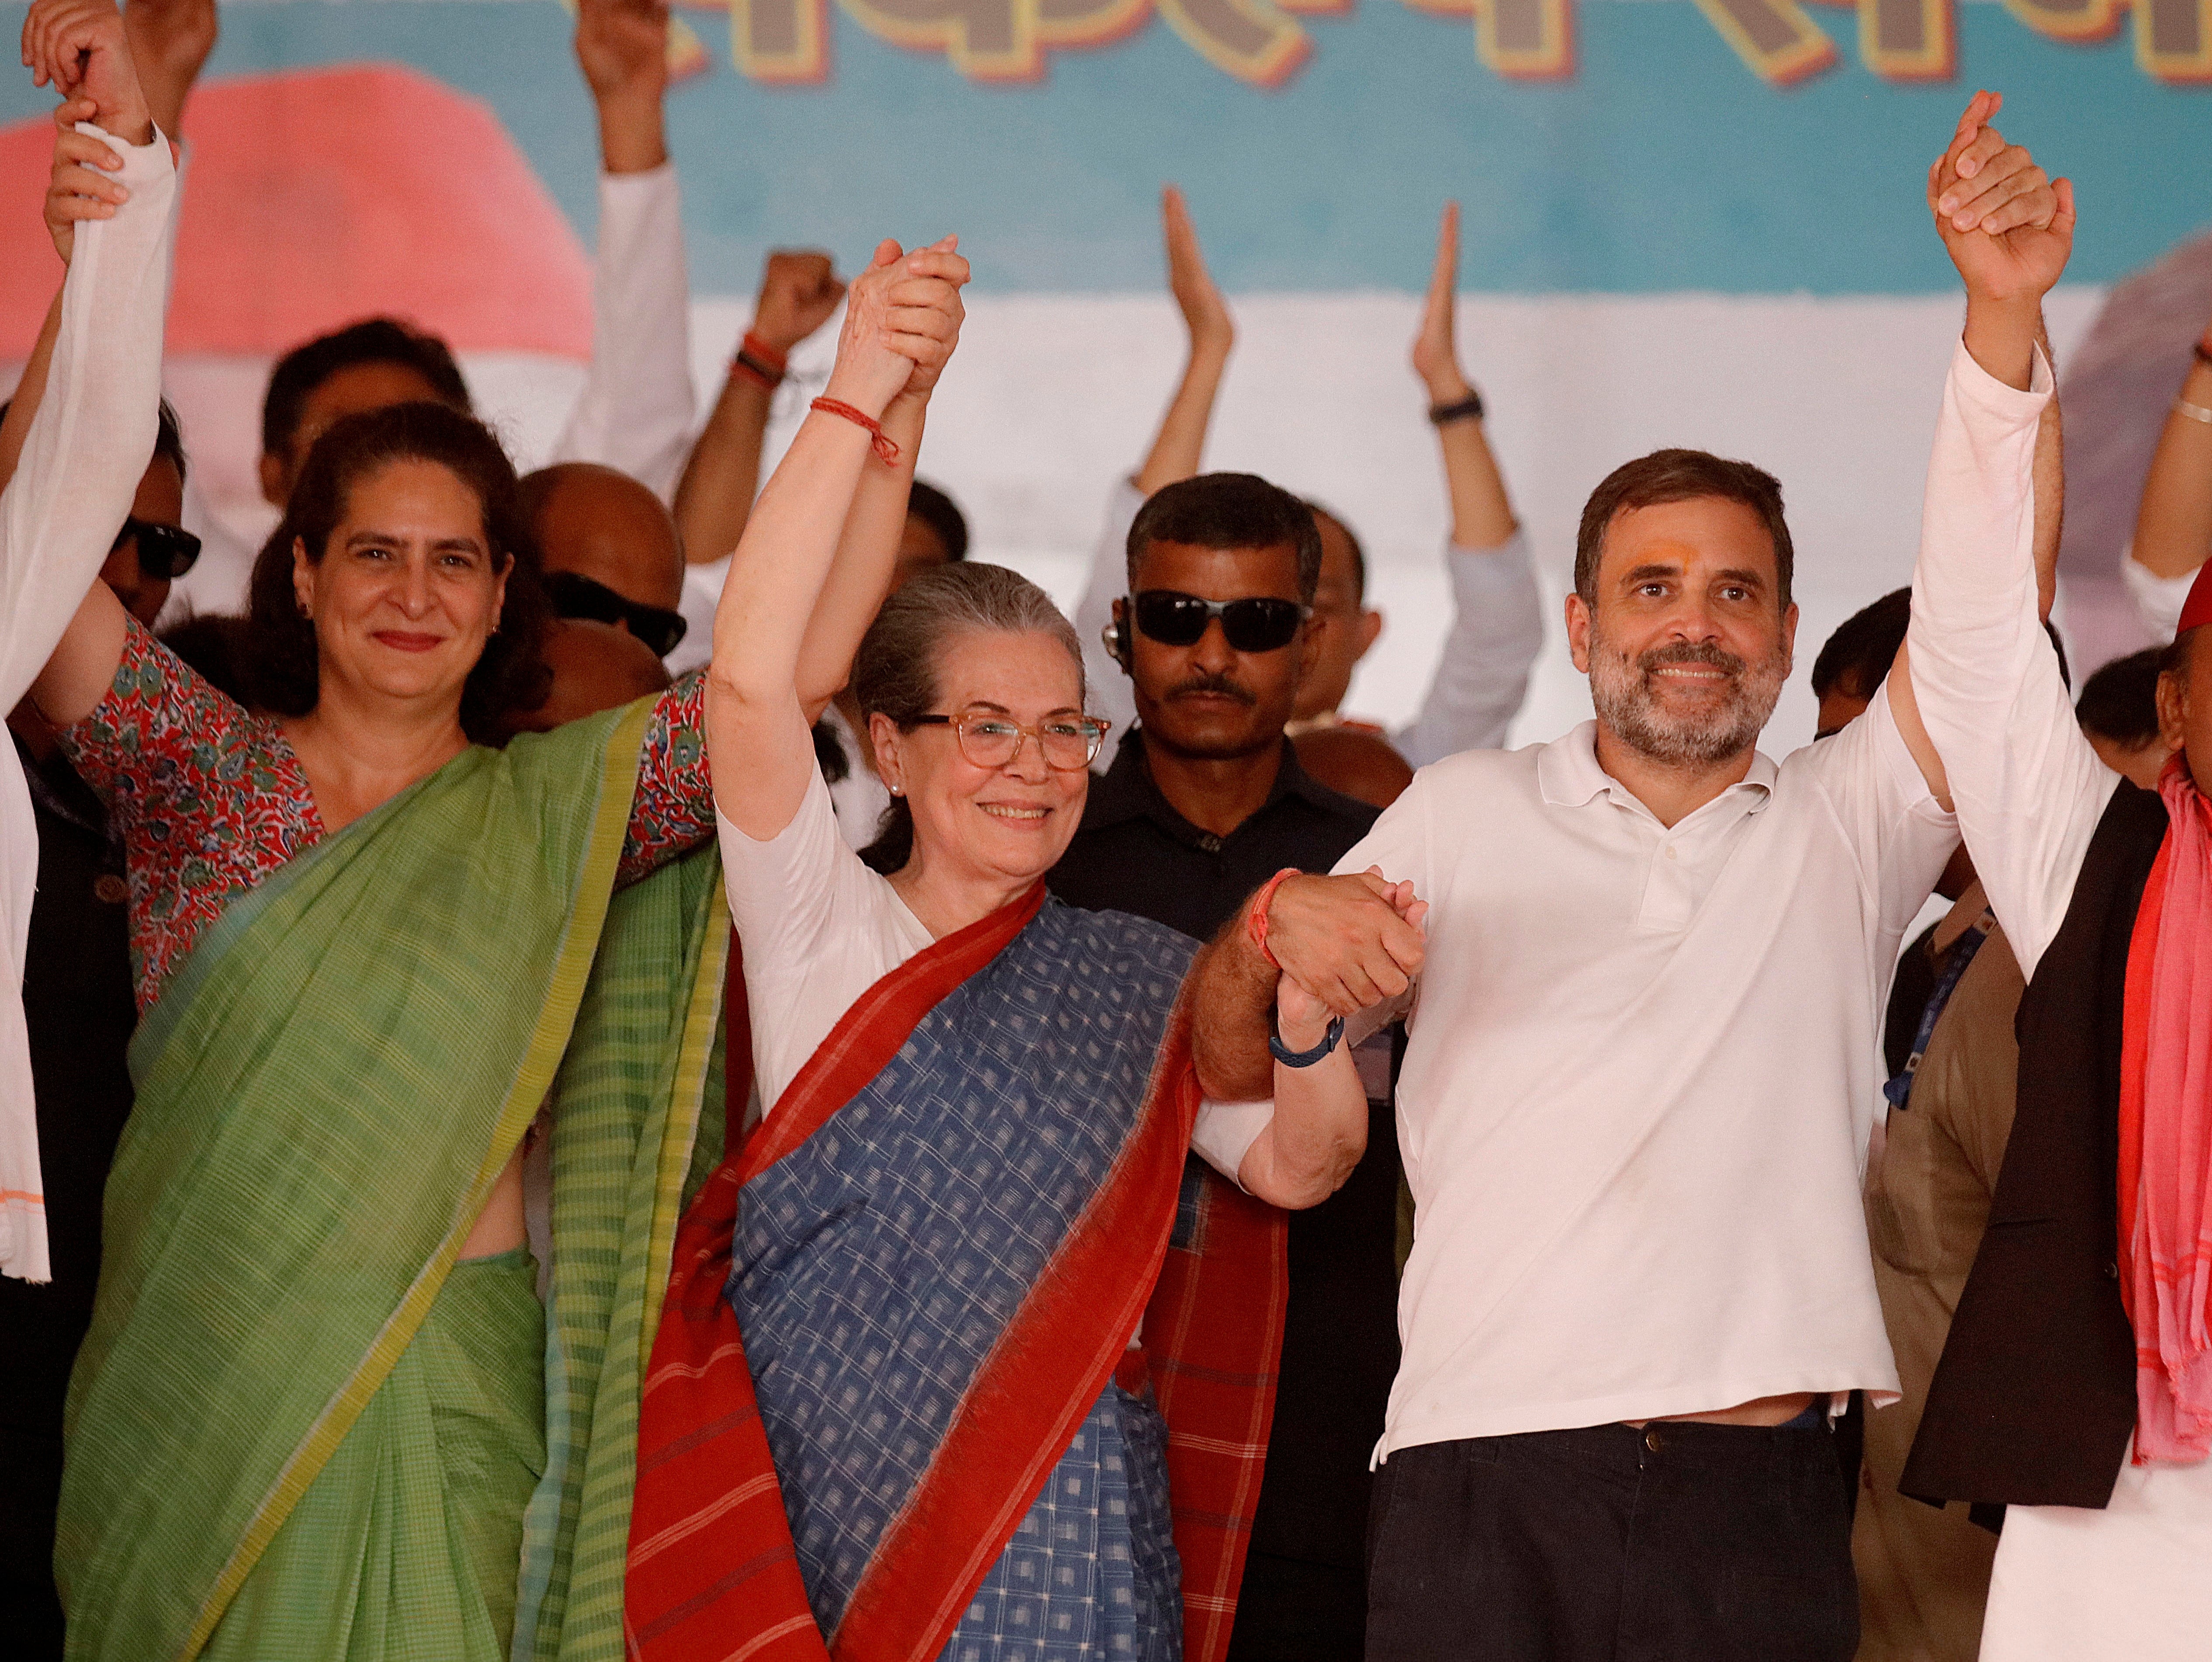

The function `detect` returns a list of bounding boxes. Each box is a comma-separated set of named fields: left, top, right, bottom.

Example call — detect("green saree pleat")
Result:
left=53, top=697, right=728, bottom=1662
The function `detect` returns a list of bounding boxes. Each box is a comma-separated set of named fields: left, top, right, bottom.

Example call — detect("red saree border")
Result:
left=627, top=884, right=1045, bottom=1662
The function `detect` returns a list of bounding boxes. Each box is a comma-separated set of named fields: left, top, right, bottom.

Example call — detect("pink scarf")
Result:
left=2119, top=757, right=2212, bottom=1464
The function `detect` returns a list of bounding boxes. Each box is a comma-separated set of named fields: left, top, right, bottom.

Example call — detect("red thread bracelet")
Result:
left=1246, top=867, right=1302, bottom=970
left=811, top=397, right=901, bottom=465
left=730, top=354, right=779, bottom=391
left=742, top=332, right=789, bottom=376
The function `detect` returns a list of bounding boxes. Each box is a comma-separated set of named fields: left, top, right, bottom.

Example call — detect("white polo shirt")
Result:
left=1342, top=698, right=1956, bottom=1459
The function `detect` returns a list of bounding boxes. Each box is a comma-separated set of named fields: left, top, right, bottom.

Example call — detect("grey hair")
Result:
left=852, top=562, right=1086, bottom=727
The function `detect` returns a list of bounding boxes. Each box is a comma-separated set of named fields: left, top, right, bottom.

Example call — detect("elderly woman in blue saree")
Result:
left=623, top=237, right=1383, bottom=1662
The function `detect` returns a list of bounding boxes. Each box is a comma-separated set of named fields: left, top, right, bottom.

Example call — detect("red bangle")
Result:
left=741, top=331, right=789, bottom=376
left=1246, top=867, right=1302, bottom=971
left=730, top=354, right=779, bottom=391
left=810, top=397, right=901, bottom=465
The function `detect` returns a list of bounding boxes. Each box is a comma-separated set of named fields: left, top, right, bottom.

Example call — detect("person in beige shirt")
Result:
left=1858, top=881, right=2017, bottom=1662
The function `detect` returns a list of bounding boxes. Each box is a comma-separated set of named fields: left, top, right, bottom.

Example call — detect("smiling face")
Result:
left=1567, top=495, right=1797, bottom=767
left=870, top=628, right=1090, bottom=888
left=292, top=457, right=510, bottom=718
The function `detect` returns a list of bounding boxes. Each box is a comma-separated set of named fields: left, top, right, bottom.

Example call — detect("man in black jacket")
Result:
left=1047, top=472, right=1397, bottom=1662
left=1897, top=96, right=2212, bottom=1659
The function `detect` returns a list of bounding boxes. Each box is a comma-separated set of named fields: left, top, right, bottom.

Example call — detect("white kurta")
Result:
left=1907, top=343, right=2212, bottom=1659
left=0, top=123, right=179, bottom=1282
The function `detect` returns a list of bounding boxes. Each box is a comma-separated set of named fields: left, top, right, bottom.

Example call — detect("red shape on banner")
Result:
left=0, top=64, right=592, bottom=361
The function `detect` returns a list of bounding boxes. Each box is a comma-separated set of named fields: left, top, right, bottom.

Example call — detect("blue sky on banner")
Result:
left=0, top=0, right=2203, bottom=293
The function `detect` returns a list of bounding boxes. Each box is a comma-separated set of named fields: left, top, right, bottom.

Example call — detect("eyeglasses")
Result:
left=911, top=709, right=1111, bottom=773
left=1130, top=590, right=1309, bottom=654
left=542, top=569, right=689, bottom=658
left=114, top=516, right=201, bottom=580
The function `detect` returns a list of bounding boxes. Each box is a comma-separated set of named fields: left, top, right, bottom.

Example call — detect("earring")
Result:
left=890, top=784, right=903, bottom=797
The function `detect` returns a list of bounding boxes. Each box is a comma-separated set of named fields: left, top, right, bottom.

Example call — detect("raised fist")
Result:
left=752, top=250, right=845, bottom=355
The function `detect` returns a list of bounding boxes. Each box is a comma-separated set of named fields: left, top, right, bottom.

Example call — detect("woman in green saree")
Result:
left=25, top=247, right=966, bottom=1661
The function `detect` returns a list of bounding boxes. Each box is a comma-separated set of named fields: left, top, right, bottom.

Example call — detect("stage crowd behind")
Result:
left=3, top=2, right=2211, bottom=1660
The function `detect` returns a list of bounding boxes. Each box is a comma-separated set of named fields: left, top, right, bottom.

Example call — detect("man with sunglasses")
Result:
left=521, top=462, right=689, bottom=655
left=1046, top=470, right=1401, bottom=1662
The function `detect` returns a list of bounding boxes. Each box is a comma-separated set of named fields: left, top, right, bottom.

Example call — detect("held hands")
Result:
left=44, top=97, right=130, bottom=263
left=822, top=236, right=970, bottom=422
left=1928, top=91, right=2073, bottom=310
left=1274, top=972, right=1339, bottom=1057
left=23, top=0, right=154, bottom=146
left=1411, top=201, right=1472, bottom=404
left=1162, top=185, right=1232, bottom=359
left=752, top=250, right=846, bottom=355
left=1263, top=867, right=1429, bottom=1019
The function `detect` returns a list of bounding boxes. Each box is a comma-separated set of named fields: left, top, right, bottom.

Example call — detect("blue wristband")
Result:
left=1269, top=1013, right=1346, bottom=1069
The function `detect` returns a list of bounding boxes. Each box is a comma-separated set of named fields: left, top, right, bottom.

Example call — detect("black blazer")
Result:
left=1901, top=782, right=2166, bottom=1513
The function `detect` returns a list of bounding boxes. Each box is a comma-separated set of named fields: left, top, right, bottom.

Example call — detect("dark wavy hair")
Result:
left=240, top=402, right=552, bottom=744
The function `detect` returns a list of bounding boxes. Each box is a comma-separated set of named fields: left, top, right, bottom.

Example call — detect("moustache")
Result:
left=1637, top=640, right=1747, bottom=680
left=1163, top=673, right=1257, bottom=707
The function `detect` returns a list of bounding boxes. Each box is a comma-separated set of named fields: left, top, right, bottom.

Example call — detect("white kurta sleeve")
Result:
left=547, top=165, right=695, bottom=503
left=1906, top=341, right=2118, bottom=981
left=0, top=123, right=179, bottom=1283
left=1393, top=526, right=1544, bottom=767
left=2123, top=548, right=2199, bottom=646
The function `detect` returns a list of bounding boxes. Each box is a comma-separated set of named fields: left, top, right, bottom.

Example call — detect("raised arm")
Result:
left=672, top=250, right=845, bottom=566
left=1073, top=187, right=1234, bottom=746
left=1395, top=201, right=1542, bottom=765
left=9, top=0, right=174, bottom=723
left=1234, top=972, right=1380, bottom=1211
left=120, top=0, right=213, bottom=141
left=547, top=0, right=695, bottom=499
left=707, top=239, right=966, bottom=839
left=2123, top=312, right=2212, bottom=634
left=1892, top=91, right=2111, bottom=978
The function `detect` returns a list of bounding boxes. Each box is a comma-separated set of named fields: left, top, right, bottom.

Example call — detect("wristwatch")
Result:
left=1270, top=1013, right=1347, bottom=1068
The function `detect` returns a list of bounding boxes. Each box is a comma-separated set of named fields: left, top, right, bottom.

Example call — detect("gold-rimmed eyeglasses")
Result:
left=911, top=710, right=1111, bottom=772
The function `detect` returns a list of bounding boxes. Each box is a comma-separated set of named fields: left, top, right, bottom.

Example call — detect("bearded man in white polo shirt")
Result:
left=1187, top=95, right=2066, bottom=1662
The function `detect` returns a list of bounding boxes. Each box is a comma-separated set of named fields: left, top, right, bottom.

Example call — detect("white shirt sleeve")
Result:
left=1792, top=692, right=1960, bottom=945
left=1, top=125, right=177, bottom=712
left=716, top=767, right=930, bottom=1110
left=1075, top=478, right=1144, bottom=766
left=1907, top=341, right=2118, bottom=980
left=547, top=165, right=695, bottom=502
left=2122, top=547, right=2199, bottom=645
left=1394, top=526, right=1545, bottom=767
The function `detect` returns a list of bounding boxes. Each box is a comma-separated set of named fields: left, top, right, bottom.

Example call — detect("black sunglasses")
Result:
left=114, top=516, right=201, bottom=580
left=1130, top=590, right=1309, bottom=654
left=542, top=569, right=688, bottom=657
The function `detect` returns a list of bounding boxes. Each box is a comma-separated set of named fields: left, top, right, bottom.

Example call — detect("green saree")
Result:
left=54, top=700, right=726, bottom=1662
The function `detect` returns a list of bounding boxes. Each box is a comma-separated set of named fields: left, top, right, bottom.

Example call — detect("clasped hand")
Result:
left=820, top=236, right=972, bottom=422
left=22, top=0, right=153, bottom=147
left=1267, top=867, right=1428, bottom=1024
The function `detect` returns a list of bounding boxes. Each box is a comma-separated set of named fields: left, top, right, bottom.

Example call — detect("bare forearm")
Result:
left=595, top=87, right=667, bottom=175
left=1135, top=339, right=1229, bottom=497
left=709, top=413, right=874, bottom=706
left=1961, top=294, right=2040, bottom=393
left=675, top=372, right=772, bottom=565
left=2031, top=339, right=2063, bottom=621
left=1238, top=1041, right=1366, bottom=1210
left=1190, top=919, right=1279, bottom=1103
left=1422, top=364, right=1515, bottom=551
left=2131, top=354, right=2212, bottom=583
left=793, top=396, right=924, bottom=709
